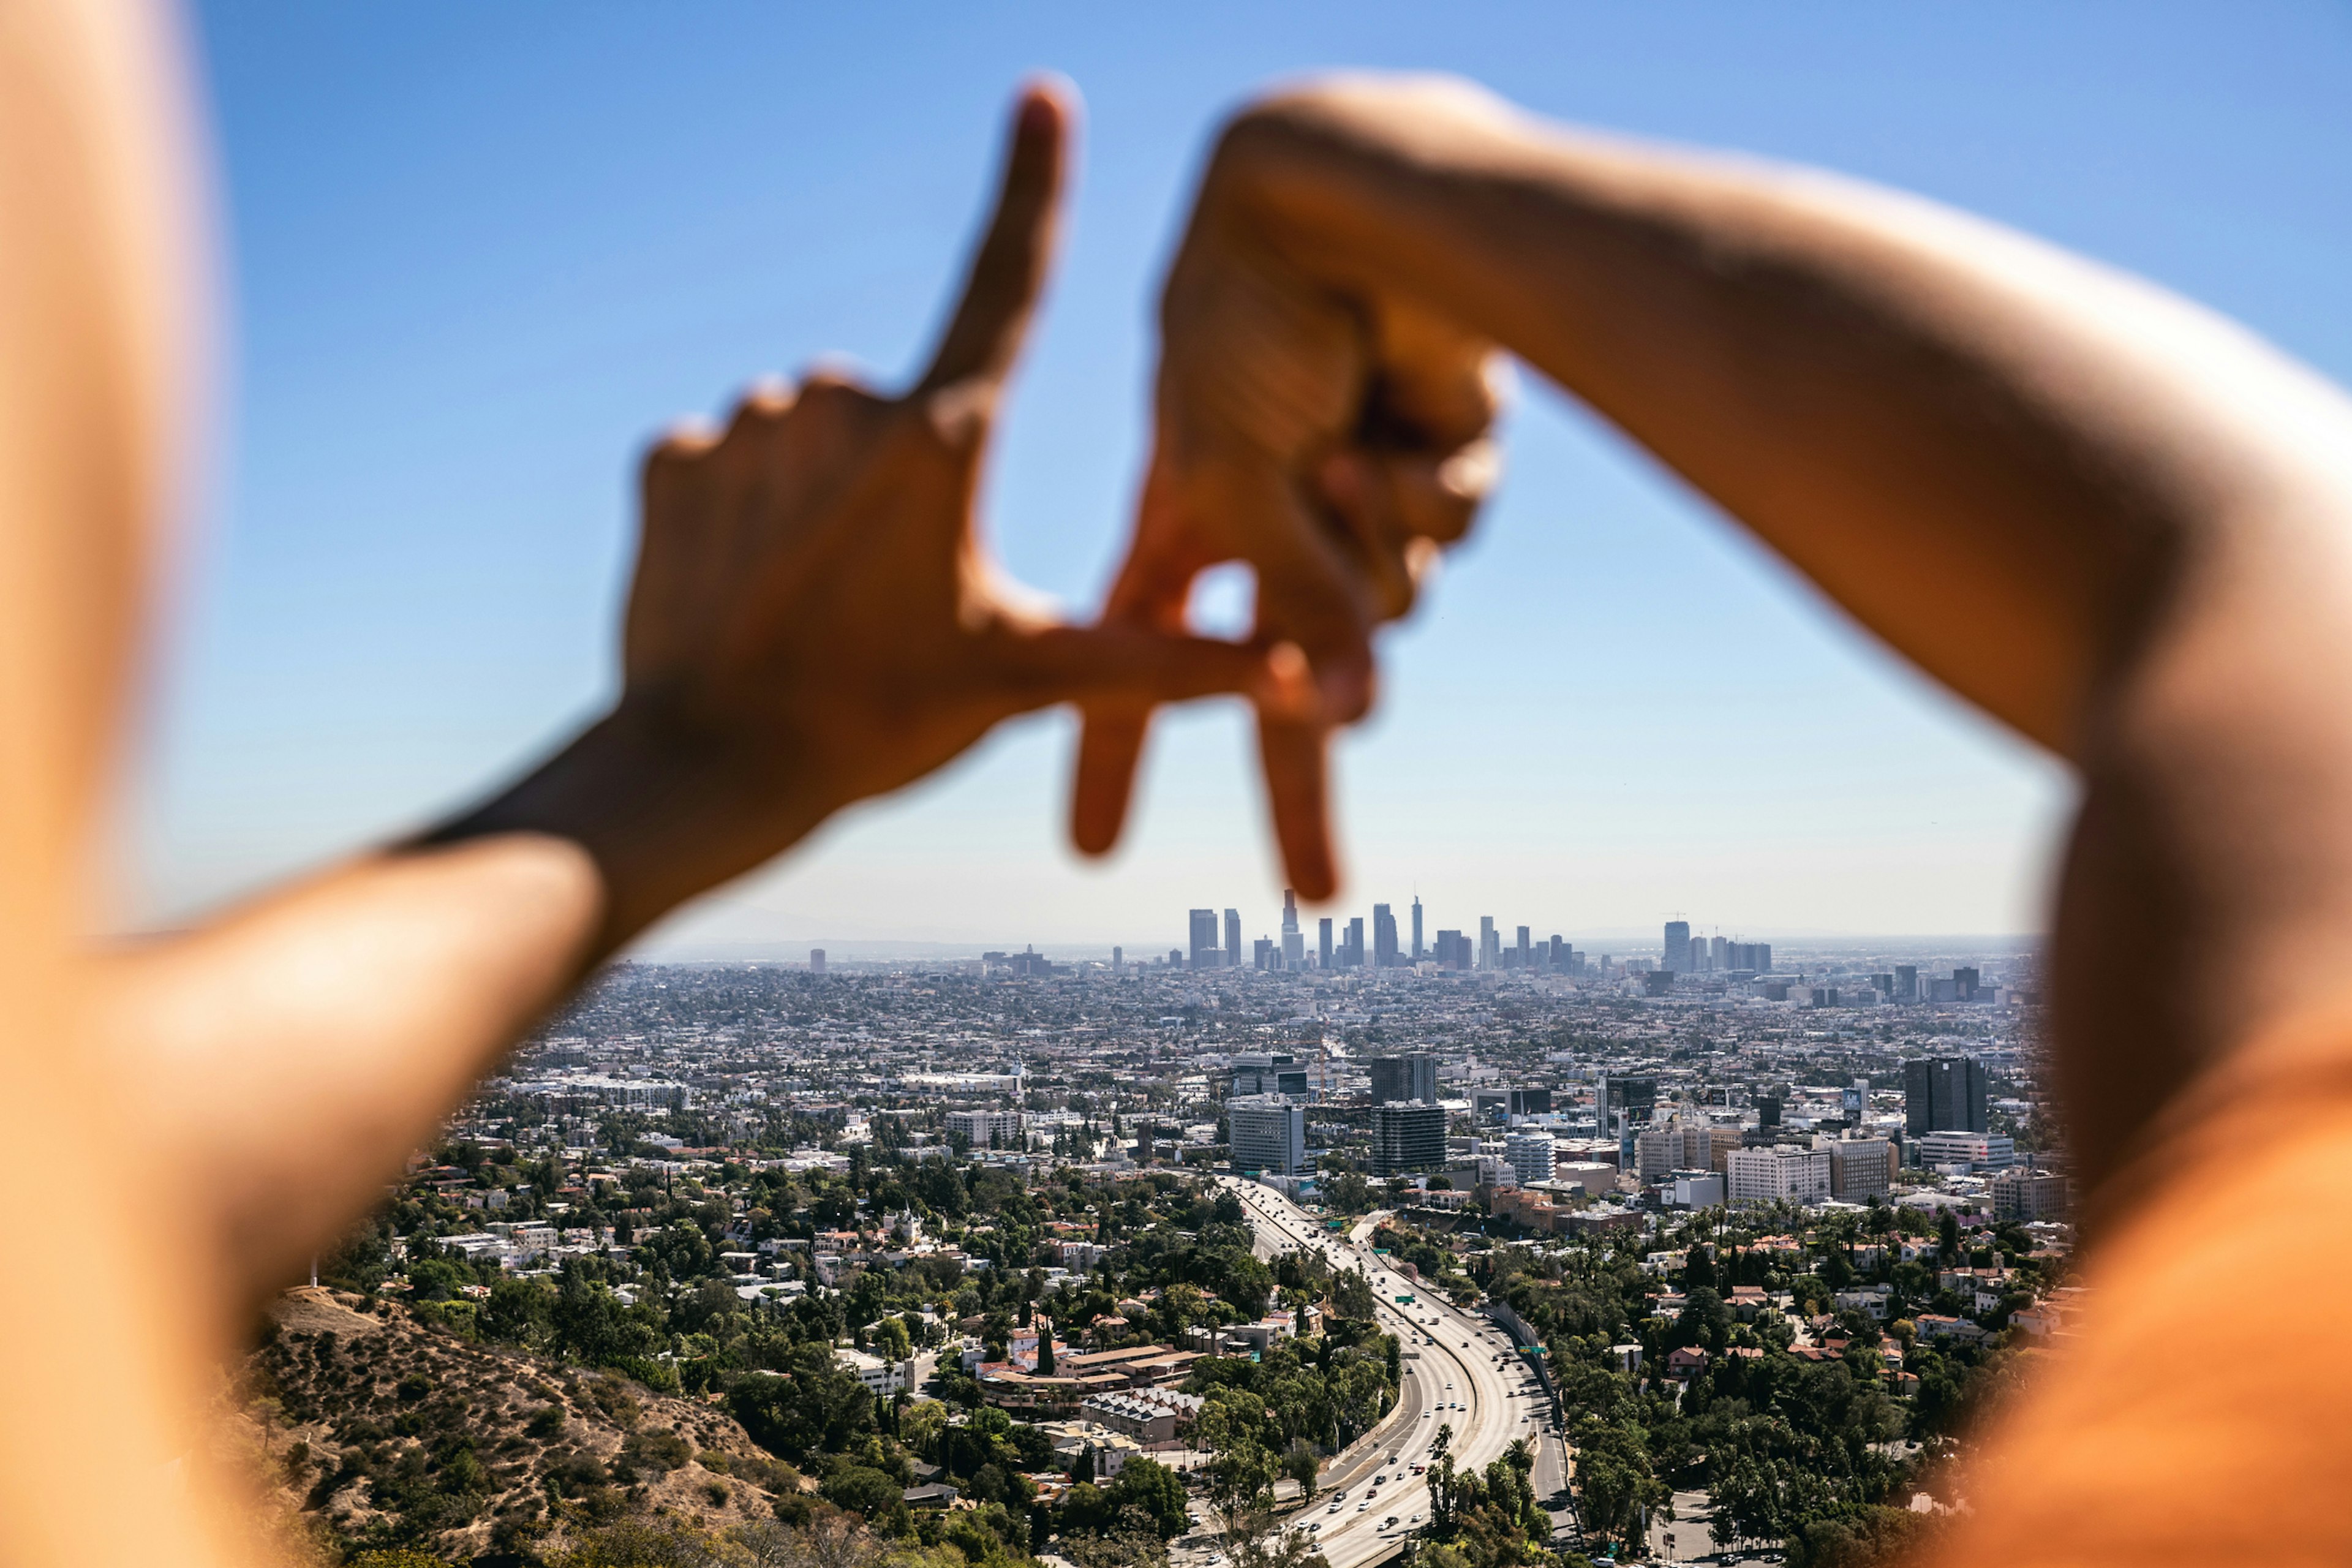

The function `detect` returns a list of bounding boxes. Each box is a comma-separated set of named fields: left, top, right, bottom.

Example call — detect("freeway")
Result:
left=1213, top=1178, right=1561, bottom=1568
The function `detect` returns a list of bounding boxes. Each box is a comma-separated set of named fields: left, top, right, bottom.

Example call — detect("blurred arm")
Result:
left=1120, top=77, right=2352, bottom=1194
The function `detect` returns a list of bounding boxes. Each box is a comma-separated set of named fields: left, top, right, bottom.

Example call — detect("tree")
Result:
left=1332, top=1268, right=1378, bottom=1322
left=1037, top=1323, right=1057, bottom=1376
left=1108, top=1457, right=1191, bottom=1539
left=1206, top=1440, right=1280, bottom=1518
left=1280, top=1439, right=1321, bottom=1500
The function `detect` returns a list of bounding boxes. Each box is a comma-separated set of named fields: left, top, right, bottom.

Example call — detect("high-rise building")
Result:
left=1904, top=1057, right=1989, bottom=1134
left=1346, top=916, right=1366, bottom=968
left=1910, top=1131, right=2016, bottom=1172
left=1596, top=1074, right=1657, bottom=1131
left=1515, top=926, right=1532, bottom=967
left=1727, top=1145, right=1831, bottom=1205
left=946, top=1109, right=1024, bottom=1150
left=1507, top=1087, right=1553, bottom=1117
left=1370, top=1053, right=1439, bottom=1106
left=1709, top=934, right=1729, bottom=970
left=1893, top=964, right=1918, bottom=1001
left=1319, top=918, right=1334, bottom=968
left=1411, top=897, right=1424, bottom=961
left=1224, top=909, right=1242, bottom=969
left=1111, top=946, right=1123, bottom=973
left=1372, top=905, right=1399, bottom=967
left=1663, top=921, right=1693, bottom=974
left=1434, top=930, right=1469, bottom=969
left=1189, top=909, right=1218, bottom=970
left=1990, top=1167, right=2071, bottom=1221
left=809, top=948, right=827, bottom=975
left=1370, top=1102, right=1447, bottom=1175
left=1725, top=940, right=1772, bottom=973
left=1231, top=1053, right=1310, bottom=1098
left=1253, top=938, right=1275, bottom=970
left=1281, top=890, right=1305, bottom=968
left=1502, top=1131, right=1556, bottom=1185
left=1826, top=1137, right=1896, bottom=1202
left=1226, top=1095, right=1306, bottom=1176
left=1478, top=916, right=1499, bottom=970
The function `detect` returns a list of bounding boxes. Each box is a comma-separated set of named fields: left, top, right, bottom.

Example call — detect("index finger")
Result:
left=913, top=81, right=1071, bottom=399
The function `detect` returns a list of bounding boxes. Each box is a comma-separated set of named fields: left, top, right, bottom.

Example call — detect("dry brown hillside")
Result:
left=242, top=1287, right=805, bottom=1564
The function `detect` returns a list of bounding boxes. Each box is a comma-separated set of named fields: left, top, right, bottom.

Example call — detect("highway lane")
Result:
left=1216, top=1179, right=1558, bottom=1568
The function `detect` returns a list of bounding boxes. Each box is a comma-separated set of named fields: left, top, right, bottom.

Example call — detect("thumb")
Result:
left=992, top=621, right=1276, bottom=710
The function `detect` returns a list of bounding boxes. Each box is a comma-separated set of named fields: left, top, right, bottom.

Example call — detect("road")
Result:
left=1210, top=1178, right=1560, bottom=1568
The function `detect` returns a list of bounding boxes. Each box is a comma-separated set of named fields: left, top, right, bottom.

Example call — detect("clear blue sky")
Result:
left=139, top=2, right=2352, bottom=956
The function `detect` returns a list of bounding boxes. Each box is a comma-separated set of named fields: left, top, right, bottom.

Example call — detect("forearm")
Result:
left=1216, top=80, right=2352, bottom=1194
left=102, top=704, right=832, bottom=1303
left=96, top=834, right=601, bottom=1304
left=1215, top=80, right=2352, bottom=755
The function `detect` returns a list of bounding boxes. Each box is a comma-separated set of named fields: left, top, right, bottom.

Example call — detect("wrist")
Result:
left=423, top=701, right=834, bottom=955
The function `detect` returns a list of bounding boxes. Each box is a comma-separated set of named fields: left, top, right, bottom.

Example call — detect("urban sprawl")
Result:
left=272, top=900, right=2068, bottom=1568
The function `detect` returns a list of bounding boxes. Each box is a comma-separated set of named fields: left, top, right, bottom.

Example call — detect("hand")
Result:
left=1069, top=85, right=1507, bottom=899
left=451, top=83, right=1267, bottom=944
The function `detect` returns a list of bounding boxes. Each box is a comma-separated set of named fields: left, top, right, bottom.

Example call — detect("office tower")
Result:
left=1635, top=1125, right=1679, bottom=1183
left=1406, top=1052, right=1441, bottom=1104
left=1253, top=938, right=1275, bottom=970
left=1318, top=918, right=1334, bottom=968
left=1281, top=889, right=1305, bottom=968
left=1370, top=1102, right=1447, bottom=1175
left=1231, top=1053, right=1309, bottom=1098
left=1434, top=930, right=1469, bottom=969
left=1189, top=909, right=1218, bottom=970
left=1663, top=920, right=1692, bottom=974
left=1478, top=916, right=1499, bottom=970
left=1502, top=1131, right=1555, bottom=1185
left=1224, top=909, right=1242, bottom=968
left=1110, top=946, right=1122, bottom=973
left=1905, top=1057, right=1989, bottom=1134
left=1990, top=1167, right=2071, bottom=1221
left=809, top=948, right=826, bottom=975
left=1596, top=1074, right=1658, bottom=1132
left=1827, top=1138, right=1896, bottom=1202
left=1953, top=965, right=1981, bottom=1001
left=1226, top=1095, right=1306, bottom=1175
left=1507, top=1087, right=1553, bottom=1117
left=1516, top=925, right=1532, bottom=967
left=1547, top=935, right=1566, bottom=972
left=1373, top=905, right=1399, bottom=968
left=1893, top=964, right=1918, bottom=1001
left=1709, top=934, right=1728, bottom=970
left=1370, top=1052, right=1439, bottom=1105
left=1755, top=1094, right=1782, bottom=1129
left=1346, top=916, right=1366, bottom=967
left=1411, top=897, right=1424, bottom=960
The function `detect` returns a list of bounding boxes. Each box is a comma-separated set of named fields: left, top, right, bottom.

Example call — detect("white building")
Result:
left=1727, top=1145, right=1832, bottom=1205
left=1503, top=1131, right=1556, bottom=1185
left=1910, top=1131, right=2017, bottom=1173
left=1669, top=1170, right=1726, bottom=1208
left=946, top=1109, right=1025, bottom=1150
left=835, top=1349, right=914, bottom=1395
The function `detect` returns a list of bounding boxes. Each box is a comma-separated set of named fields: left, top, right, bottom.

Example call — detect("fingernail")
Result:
left=1252, top=642, right=1319, bottom=721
